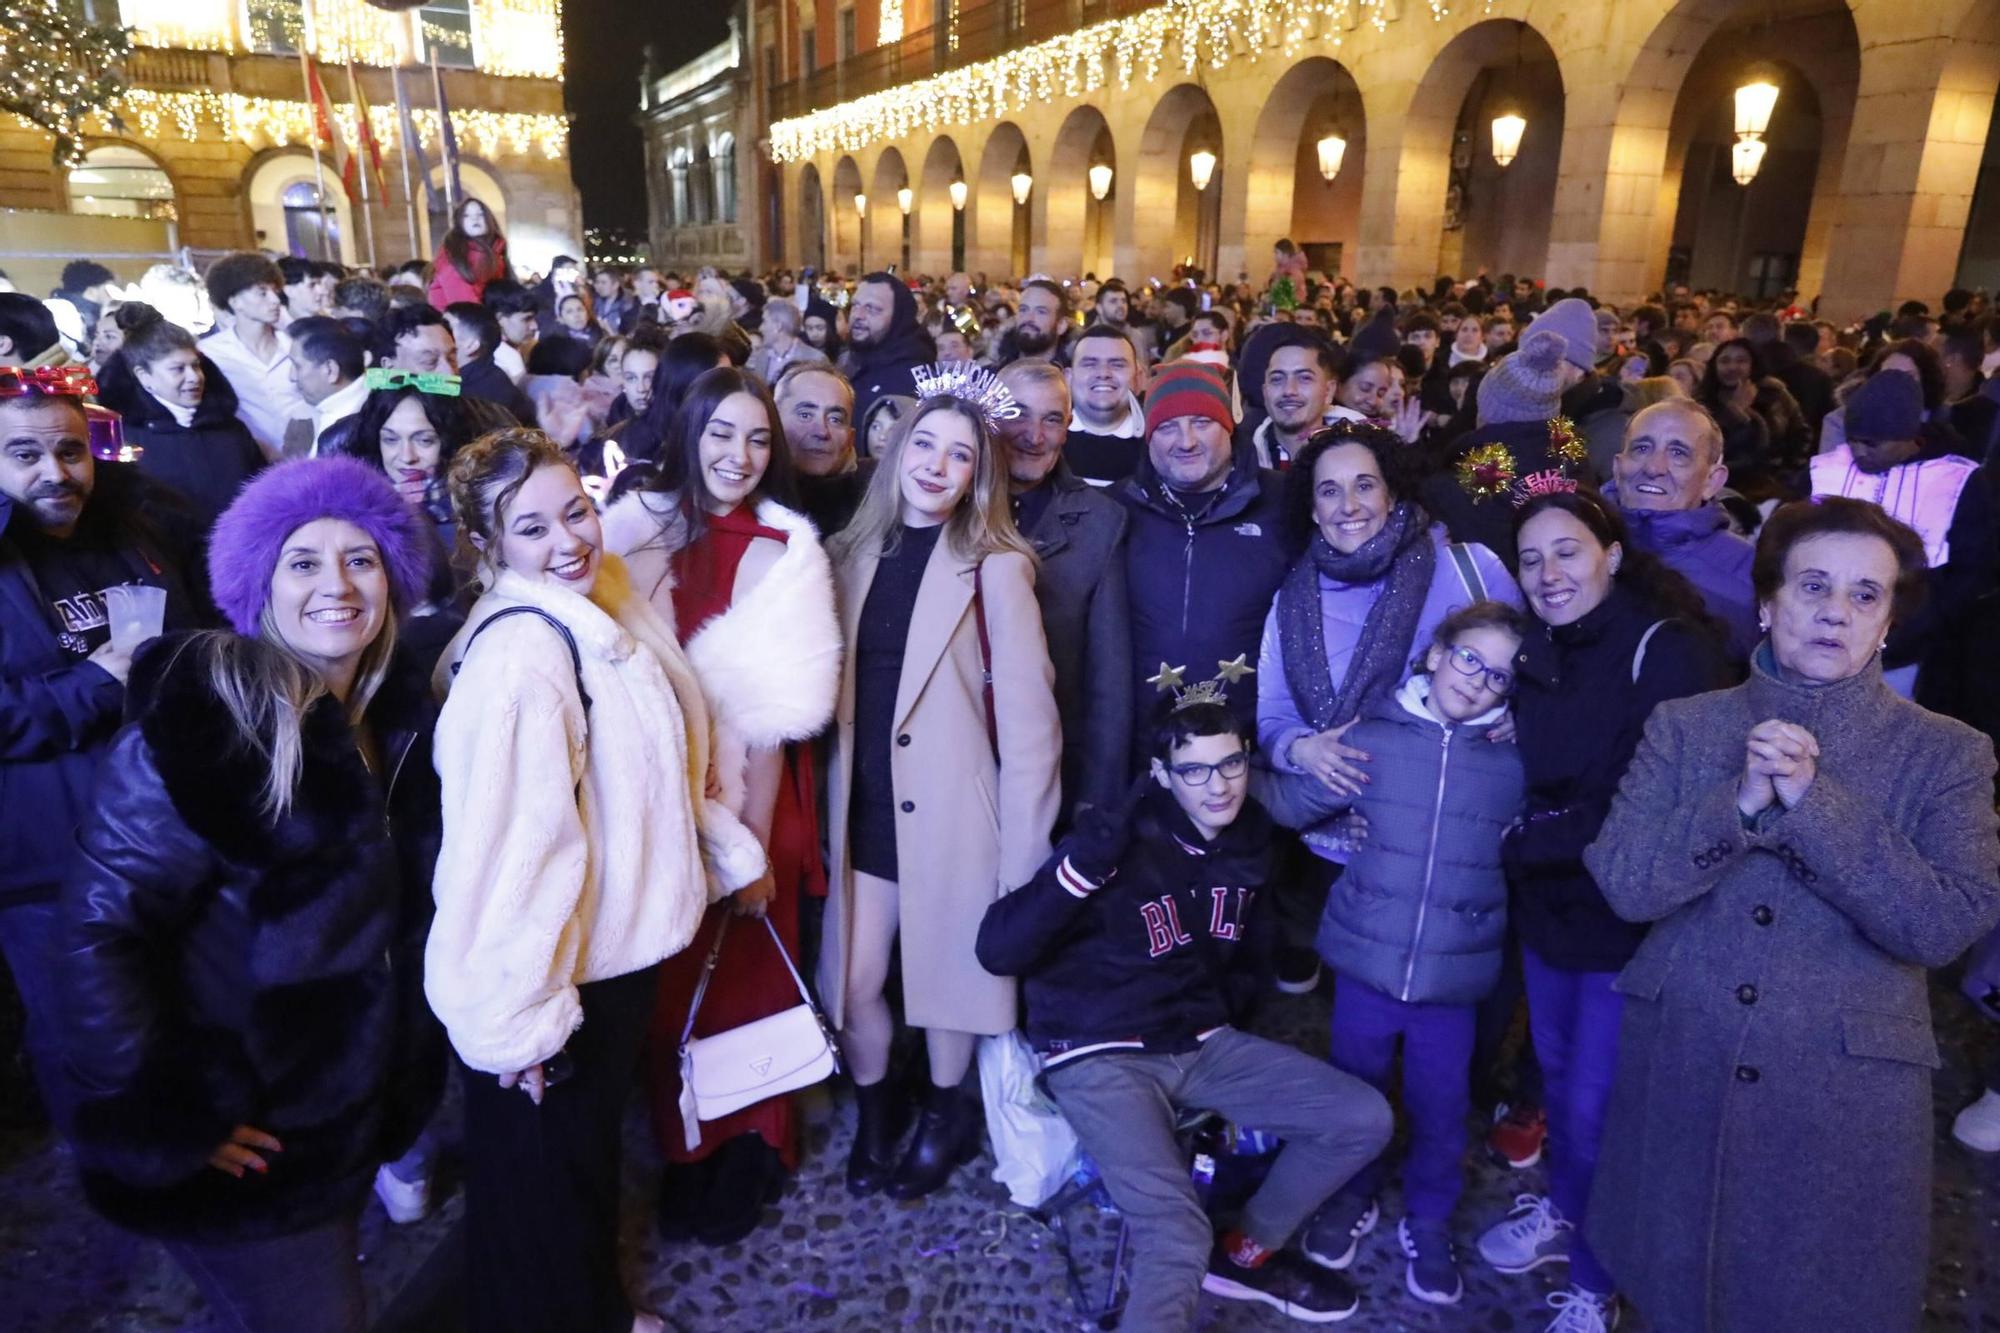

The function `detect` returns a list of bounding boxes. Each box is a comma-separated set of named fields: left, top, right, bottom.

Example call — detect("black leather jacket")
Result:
left=57, top=631, right=443, bottom=1242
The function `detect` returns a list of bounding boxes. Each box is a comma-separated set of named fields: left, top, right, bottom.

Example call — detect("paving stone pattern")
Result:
left=3, top=983, right=1998, bottom=1332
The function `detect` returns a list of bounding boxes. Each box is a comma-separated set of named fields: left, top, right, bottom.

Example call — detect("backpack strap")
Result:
left=1445, top=542, right=1487, bottom=604
left=1632, top=618, right=1671, bottom=685
left=453, top=604, right=593, bottom=713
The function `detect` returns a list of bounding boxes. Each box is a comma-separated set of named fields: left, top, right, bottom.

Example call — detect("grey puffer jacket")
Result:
left=1315, top=676, right=1526, bottom=1005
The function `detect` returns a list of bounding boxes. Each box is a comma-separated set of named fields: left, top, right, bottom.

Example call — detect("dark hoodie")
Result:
left=843, top=278, right=935, bottom=424
left=102, top=349, right=267, bottom=531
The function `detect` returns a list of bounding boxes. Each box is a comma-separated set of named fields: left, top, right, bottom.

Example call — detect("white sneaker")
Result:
left=1953, top=1089, right=2000, bottom=1152
left=1476, top=1193, right=1573, bottom=1273
left=1545, top=1285, right=1620, bottom=1332
left=373, top=1163, right=430, bottom=1224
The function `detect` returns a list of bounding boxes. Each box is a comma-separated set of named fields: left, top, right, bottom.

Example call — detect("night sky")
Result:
left=562, top=0, right=733, bottom=235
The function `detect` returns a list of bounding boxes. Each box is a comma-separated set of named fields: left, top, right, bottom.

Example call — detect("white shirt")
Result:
left=203, top=324, right=309, bottom=458
left=1068, top=392, right=1144, bottom=439
left=311, top=375, right=371, bottom=453
left=495, top=341, right=527, bottom=385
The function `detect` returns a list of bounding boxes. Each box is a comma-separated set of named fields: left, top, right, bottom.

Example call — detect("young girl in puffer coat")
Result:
left=1294, top=600, right=1528, bottom=1308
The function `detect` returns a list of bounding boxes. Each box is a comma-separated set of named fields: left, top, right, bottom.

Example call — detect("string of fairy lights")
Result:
left=112, top=0, right=563, bottom=80
left=775, top=0, right=1494, bottom=164
left=106, top=87, right=567, bottom=160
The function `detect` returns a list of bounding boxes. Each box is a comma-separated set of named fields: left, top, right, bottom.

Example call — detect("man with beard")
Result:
left=1608, top=400, right=1758, bottom=661
left=776, top=363, right=869, bottom=536
left=1809, top=369, right=1997, bottom=698
left=1093, top=280, right=1130, bottom=331
left=1066, top=325, right=1148, bottom=484
left=0, top=377, right=196, bottom=1126
left=998, top=279, right=1071, bottom=368
left=1251, top=329, right=1336, bottom=470
left=841, top=272, right=935, bottom=423
left=997, top=361, right=1131, bottom=825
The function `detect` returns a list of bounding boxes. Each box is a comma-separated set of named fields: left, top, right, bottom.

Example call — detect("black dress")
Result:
left=848, top=522, right=944, bottom=881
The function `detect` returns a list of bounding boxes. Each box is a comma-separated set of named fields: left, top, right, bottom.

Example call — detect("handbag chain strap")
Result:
left=678, top=912, right=836, bottom=1055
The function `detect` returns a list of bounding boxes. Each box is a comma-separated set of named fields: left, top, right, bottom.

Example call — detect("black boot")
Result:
left=845, top=1080, right=910, bottom=1196
left=655, top=1155, right=714, bottom=1242
left=695, top=1133, right=787, bottom=1247
left=885, top=1085, right=977, bottom=1200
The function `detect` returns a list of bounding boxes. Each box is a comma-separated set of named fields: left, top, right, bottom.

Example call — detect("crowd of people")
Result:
left=3, top=203, right=2000, bottom=1333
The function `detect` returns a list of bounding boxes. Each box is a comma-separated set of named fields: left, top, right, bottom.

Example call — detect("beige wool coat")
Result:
left=819, top=537, right=1061, bottom=1036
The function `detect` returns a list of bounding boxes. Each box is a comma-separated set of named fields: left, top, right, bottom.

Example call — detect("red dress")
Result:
left=645, top=507, right=825, bottom=1166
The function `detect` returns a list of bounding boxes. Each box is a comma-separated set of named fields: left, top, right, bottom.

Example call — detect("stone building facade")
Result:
left=755, top=0, right=2000, bottom=320
left=0, top=0, right=579, bottom=293
left=638, top=13, right=766, bottom=273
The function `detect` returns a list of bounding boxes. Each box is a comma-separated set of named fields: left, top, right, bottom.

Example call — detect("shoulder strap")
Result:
left=680, top=914, right=833, bottom=1048
left=454, top=604, right=593, bottom=713
left=973, top=561, right=998, bottom=761
left=1632, top=618, right=1671, bottom=685
left=1445, top=542, right=1487, bottom=604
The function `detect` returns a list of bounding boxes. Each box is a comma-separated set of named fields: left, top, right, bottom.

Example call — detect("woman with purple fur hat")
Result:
left=56, top=456, right=447, bottom=1333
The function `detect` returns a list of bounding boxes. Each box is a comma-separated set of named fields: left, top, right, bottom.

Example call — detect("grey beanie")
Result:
left=1524, top=297, right=1599, bottom=373
left=1476, top=330, right=1570, bottom=426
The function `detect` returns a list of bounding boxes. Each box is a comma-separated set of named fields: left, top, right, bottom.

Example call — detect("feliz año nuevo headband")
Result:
left=909, top=361, right=1021, bottom=436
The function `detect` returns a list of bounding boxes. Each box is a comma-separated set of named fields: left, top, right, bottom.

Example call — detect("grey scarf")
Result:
left=1278, top=503, right=1435, bottom=733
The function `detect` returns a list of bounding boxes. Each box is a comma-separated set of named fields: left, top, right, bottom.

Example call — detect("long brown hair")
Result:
left=829, top=396, right=1036, bottom=568
left=440, top=196, right=509, bottom=284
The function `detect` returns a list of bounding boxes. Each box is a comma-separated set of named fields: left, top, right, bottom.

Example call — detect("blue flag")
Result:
left=430, top=52, right=462, bottom=211
left=392, top=64, right=440, bottom=216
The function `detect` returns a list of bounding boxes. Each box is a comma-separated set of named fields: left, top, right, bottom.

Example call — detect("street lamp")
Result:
left=1316, top=133, right=1346, bottom=182
left=1188, top=147, right=1217, bottom=192
left=1010, top=169, right=1033, bottom=205
left=897, top=186, right=913, bottom=215
left=949, top=178, right=967, bottom=210
left=1734, top=79, right=1780, bottom=138
left=853, top=191, right=866, bottom=217
left=1088, top=162, right=1113, bottom=201
left=1490, top=113, right=1526, bottom=168
left=1731, top=136, right=1768, bottom=186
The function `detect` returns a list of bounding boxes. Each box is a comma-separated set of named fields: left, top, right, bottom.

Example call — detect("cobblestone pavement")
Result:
left=4, top=982, right=1998, bottom=1333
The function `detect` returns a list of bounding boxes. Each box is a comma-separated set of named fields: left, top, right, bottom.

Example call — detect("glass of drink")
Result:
left=104, top=584, right=167, bottom=655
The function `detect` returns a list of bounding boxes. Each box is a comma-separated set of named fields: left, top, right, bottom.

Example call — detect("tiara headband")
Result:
left=1148, top=655, right=1255, bottom=713
left=910, top=361, right=1020, bottom=435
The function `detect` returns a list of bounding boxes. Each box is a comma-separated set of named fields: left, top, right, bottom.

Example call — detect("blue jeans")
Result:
left=166, top=1211, right=366, bottom=1333
left=1327, top=975, right=1476, bottom=1224
left=1521, top=945, right=1624, bottom=1295
left=0, top=897, right=75, bottom=1132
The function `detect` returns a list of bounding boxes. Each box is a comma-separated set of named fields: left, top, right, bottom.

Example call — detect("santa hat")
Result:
left=663, top=289, right=698, bottom=322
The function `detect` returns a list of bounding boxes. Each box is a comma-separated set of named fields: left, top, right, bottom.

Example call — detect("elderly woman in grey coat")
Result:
left=1582, top=496, right=2000, bottom=1333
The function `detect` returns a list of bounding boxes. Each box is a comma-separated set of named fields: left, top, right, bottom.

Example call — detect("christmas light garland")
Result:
left=106, top=0, right=560, bottom=79
left=82, top=88, right=568, bottom=161
left=769, top=0, right=1495, bottom=163
left=0, top=0, right=132, bottom=164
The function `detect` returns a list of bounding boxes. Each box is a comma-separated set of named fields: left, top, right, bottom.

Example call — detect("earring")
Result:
left=1758, top=614, right=1770, bottom=632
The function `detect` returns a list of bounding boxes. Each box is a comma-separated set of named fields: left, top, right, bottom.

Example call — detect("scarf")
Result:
left=1278, top=502, right=1435, bottom=733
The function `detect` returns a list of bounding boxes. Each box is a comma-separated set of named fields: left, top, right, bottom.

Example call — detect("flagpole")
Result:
left=298, top=49, right=335, bottom=262
left=430, top=48, right=457, bottom=214
left=347, top=64, right=379, bottom=269
left=392, top=65, right=425, bottom=261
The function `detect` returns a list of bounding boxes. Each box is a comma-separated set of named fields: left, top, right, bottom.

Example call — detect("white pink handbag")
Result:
left=676, top=914, right=841, bottom=1151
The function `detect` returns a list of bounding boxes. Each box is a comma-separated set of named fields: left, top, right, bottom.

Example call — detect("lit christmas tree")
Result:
left=0, top=0, right=132, bottom=165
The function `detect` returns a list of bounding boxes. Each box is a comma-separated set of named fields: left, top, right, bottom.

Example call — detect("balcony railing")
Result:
left=770, top=0, right=1163, bottom=121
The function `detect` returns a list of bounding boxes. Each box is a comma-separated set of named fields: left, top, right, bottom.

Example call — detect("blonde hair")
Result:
left=829, top=396, right=1036, bottom=568
left=447, top=426, right=575, bottom=585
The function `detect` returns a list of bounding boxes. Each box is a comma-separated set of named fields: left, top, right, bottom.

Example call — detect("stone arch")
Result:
left=972, top=121, right=1030, bottom=278
left=1951, top=0, right=2000, bottom=289
left=66, top=140, right=179, bottom=222
left=869, top=146, right=911, bottom=270
left=1124, top=83, right=1223, bottom=281
left=917, top=135, right=964, bottom=275
left=1044, top=105, right=1115, bottom=280
left=1429, top=20, right=1565, bottom=283
left=1244, top=56, right=1367, bottom=280
left=245, top=149, right=356, bottom=264
left=796, top=162, right=826, bottom=272
left=831, top=155, right=863, bottom=275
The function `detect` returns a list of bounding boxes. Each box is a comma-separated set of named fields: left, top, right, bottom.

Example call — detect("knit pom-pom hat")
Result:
left=207, top=455, right=435, bottom=636
left=1476, top=329, right=1570, bottom=426
left=1144, top=359, right=1235, bottom=436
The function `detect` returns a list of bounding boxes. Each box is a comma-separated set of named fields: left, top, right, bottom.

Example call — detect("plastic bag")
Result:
left=978, top=1031, right=1082, bottom=1207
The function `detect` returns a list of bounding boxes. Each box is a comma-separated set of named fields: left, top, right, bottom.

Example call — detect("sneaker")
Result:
left=1545, top=1285, right=1620, bottom=1332
left=1398, top=1217, right=1463, bottom=1306
left=1203, top=1245, right=1360, bottom=1323
left=1275, top=947, right=1323, bottom=995
left=373, top=1163, right=429, bottom=1224
left=1488, top=1101, right=1548, bottom=1168
left=1300, top=1192, right=1379, bottom=1270
left=1477, top=1193, right=1573, bottom=1273
left=1953, top=1089, right=2000, bottom=1152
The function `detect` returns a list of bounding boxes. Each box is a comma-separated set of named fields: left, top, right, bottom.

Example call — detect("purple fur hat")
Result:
left=207, top=456, right=434, bottom=636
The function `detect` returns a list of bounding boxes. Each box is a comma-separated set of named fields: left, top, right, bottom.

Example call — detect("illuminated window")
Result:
left=243, top=0, right=304, bottom=55
left=419, top=0, right=476, bottom=68
left=67, top=145, right=177, bottom=222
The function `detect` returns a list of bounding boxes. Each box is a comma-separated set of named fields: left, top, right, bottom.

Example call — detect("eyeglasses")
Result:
left=1169, top=750, right=1250, bottom=786
left=363, top=368, right=461, bottom=396
left=1445, top=646, right=1515, bottom=696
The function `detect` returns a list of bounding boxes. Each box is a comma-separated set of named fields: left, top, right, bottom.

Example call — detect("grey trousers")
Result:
left=1046, top=1028, right=1393, bottom=1333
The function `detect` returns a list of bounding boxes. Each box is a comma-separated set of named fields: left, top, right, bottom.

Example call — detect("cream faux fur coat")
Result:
left=601, top=493, right=842, bottom=812
left=425, top=554, right=766, bottom=1074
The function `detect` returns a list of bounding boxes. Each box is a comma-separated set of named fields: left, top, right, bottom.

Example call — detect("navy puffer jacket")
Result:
left=1316, top=677, right=1525, bottom=1005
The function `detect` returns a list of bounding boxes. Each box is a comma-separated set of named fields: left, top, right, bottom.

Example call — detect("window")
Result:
left=281, top=181, right=341, bottom=259
left=418, top=0, right=475, bottom=69
left=68, top=145, right=177, bottom=221
left=838, top=7, right=857, bottom=59
left=667, top=148, right=690, bottom=229
left=762, top=43, right=777, bottom=92
left=713, top=134, right=737, bottom=224
left=243, top=0, right=304, bottom=55
left=689, top=145, right=714, bottom=227
left=801, top=26, right=817, bottom=73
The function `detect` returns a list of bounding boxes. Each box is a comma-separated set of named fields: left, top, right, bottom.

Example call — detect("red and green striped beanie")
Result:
left=1144, top=359, right=1235, bottom=437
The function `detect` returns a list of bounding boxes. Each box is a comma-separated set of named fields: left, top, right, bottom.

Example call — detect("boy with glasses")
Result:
left=977, top=685, right=1392, bottom=1329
